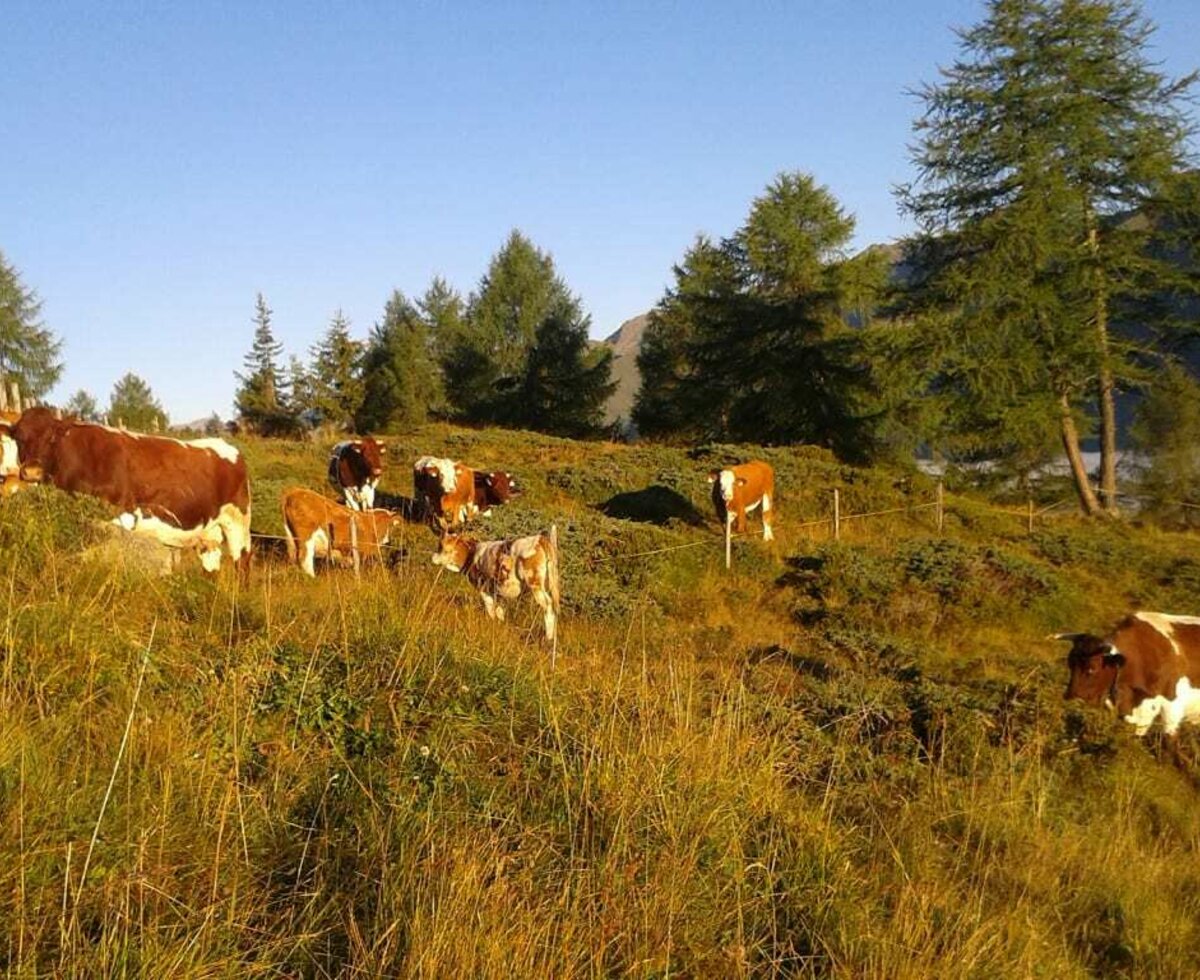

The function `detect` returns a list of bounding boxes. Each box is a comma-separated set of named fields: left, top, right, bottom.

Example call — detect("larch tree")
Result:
left=898, top=0, right=1197, bottom=513
left=0, top=250, right=63, bottom=401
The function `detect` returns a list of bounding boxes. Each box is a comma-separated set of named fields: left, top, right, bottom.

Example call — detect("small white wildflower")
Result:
left=419, top=745, right=431, bottom=758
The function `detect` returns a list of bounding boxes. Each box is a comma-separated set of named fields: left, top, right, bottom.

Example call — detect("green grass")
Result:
left=2, top=424, right=1199, bottom=977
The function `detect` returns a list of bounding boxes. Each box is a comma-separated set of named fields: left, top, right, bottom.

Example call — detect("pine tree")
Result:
left=109, top=373, right=167, bottom=432
left=897, top=0, right=1197, bottom=513
left=0, top=250, right=63, bottom=400
left=309, top=310, right=364, bottom=431
left=63, top=389, right=101, bottom=422
left=516, top=303, right=616, bottom=438
left=357, top=291, right=442, bottom=432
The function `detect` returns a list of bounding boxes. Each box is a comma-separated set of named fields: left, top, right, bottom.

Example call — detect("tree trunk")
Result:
left=1087, top=223, right=1119, bottom=514
left=1060, top=392, right=1102, bottom=516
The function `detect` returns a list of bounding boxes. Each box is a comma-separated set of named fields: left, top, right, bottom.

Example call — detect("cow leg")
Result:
left=735, top=507, right=747, bottom=534
left=532, top=587, right=557, bottom=644
left=761, top=493, right=774, bottom=541
left=481, top=593, right=505, bottom=621
left=362, top=482, right=376, bottom=509
left=199, top=547, right=223, bottom=573
left=301, top=537, right=318, bottom=577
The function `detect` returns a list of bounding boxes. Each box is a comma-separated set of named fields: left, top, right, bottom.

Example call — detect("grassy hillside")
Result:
left=2, top=424, right=1199, bottom=977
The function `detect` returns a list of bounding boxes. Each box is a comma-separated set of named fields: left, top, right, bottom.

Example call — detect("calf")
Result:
left=432, top=525, right=560, bottom=644
left=414, top=455, right=479, bottom=527
left=282, top=486, right=400, bottom=577
left=328, top=438, right=387, bottom=510
left=1057, top=611, right=1200, bottom=745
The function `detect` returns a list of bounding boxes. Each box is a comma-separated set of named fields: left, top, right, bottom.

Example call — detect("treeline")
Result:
left=234, top=231, right=615, bottom=440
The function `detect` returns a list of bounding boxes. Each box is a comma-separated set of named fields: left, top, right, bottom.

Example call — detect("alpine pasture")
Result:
left=3, top=423, right=1199, bottom=977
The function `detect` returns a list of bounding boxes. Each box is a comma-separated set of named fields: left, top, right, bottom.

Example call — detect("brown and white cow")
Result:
left=708, top=461, right=774, bottom=566
left=432, top=525, right=561, bottom=644
left=414, top=455, right=479, bottom=527
left=1057, top=612, right=1200, bottom=741
left=281, top=487, right=401, bottom=577
left=10, top=406, right=251, bottom=572
left=328, top=438, right=386, bottom=511
left=472, top=469, right=521, bottom=515
left=1, top=421, right=21, bottom=496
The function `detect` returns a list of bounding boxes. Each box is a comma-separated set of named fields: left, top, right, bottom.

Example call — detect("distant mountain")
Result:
left=597, top=313, right=650, bottom=429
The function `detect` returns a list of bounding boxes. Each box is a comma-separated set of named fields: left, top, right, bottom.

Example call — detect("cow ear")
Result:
left=707, top=471, right=719, bottom=483
left=1102, top=648, right=1126, bottom=668
left=737, top=477, right=748, bottom=486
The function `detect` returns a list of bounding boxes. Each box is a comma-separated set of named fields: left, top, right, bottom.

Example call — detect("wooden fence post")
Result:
left=832, top=488, right=841, bottom=541
left=936, top=482, right=945, bottom=534
left=1028, top=498, right=1035, bottom=534
left=0, top=383, right=7, bottom=413
left=9, top=382, right=21, bottom=413
left=724, top=518, right=731, bottom=571
left=350, top=514, right=361, bottom=579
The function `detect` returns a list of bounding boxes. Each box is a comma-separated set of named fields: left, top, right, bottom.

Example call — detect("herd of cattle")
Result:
left=2, top=408, right=1199, bottom=750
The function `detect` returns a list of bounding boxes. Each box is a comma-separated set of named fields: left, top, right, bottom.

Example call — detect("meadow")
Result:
left=2, top=424, right=1199, bottom=978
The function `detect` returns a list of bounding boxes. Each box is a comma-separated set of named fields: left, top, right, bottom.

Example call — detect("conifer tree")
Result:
left=516, top=303, right=615, bottom=438
left=235, top=293, right=293, bottom=432
left=0, top=250, right=63, bottom=399
left=64, top=389, right=101, bottom=422
left=108, top=372, right=167, bottom=432
left=357, top=291, right=442, bottom=432
left=898, top=0, right=1197, bottom=513
left=309, top=310, right=364, bottom=431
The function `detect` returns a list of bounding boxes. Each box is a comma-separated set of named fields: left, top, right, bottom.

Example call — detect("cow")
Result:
left=708, top=460, right=774, bottom=567
left=1057, top=611, right=1200, bottom=750
left=414, top=455, right=479, bottom=527
left=281, top=487, right=401, bottom=577
left=432, top=525, right=561, bottom=645
left=1, top=422, right=20, bottom=495
left=472, top=469, right=522, bottom=515
left=328, top=438, right=387, bottom=510
left=9, top=407, right=251, bottom=573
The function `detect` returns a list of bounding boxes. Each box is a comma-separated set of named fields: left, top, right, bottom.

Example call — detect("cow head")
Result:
left=480, top=470, right=521, bottom=502
left=432, top=532, right=473, bottom=573
left=360, top=438, right=386, bottom=478
left=707, top=469, right=743, bottom=503
left=9, top=407, right=63, bottom=476
left=1055, top=632, right=1125, bottom=704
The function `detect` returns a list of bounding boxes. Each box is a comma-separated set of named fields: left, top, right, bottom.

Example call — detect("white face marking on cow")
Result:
left=718, top=470, right=735, bottom=502
left=0, top=433, right=19, bottom=476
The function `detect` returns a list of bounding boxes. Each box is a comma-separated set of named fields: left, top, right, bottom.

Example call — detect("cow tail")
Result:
left=547, top=524, right=561, bottom=614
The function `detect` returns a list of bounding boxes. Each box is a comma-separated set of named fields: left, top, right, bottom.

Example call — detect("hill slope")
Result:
left=3, top=425, right=1199, bottom=976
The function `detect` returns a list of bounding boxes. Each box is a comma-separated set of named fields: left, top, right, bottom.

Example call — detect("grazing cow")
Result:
left=708, top=461, right=774, bottom=567
left=472, top=469, right=521, bottom=515
left=432, top=525, right=561, bottom=643
left=414, top=455, right=479, bottom=526
left=281, top=487, right=401, bottom=577
left=1057, top=612, right=1200, bottom=743
left=10, top=407, right=251, bottom=572
left=328, top=438, right=387, bottom=510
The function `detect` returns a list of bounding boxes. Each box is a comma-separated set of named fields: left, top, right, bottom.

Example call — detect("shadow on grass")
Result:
left=596, top=485, right=706, bottom=527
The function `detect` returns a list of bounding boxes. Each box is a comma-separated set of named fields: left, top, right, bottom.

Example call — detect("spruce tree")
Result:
left=63, top=389, right=101, bottom=422
left=0, top=250, right=63, bottom=400
left=357, top=291, right=442, bottom=432
left=234, top=293, right=293, bottom=432
left=309, top=310, right=365, bottom=431
left=898, top=0, right=1197, bottom=513
left=109, top=372, right=167, bottom=432
left=516, top=304, right=616, bottom=438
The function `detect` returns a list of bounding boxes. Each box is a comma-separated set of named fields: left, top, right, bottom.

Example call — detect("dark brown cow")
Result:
left=414, top=455, right=478, bottom=526
left=10, top=407, right=251, bottom=572
left=1057, top=612, right=1200, bottom=742
left=432, top=525, right=560, bottom=644
left=328, top=438, right=386, bottom=511
left=281, top=487, right=401, bottom=577
left=472, top=469, right=521, bottom=514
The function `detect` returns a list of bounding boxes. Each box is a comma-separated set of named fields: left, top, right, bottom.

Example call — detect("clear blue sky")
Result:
left=3, top=1, right=1197, bottom=423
